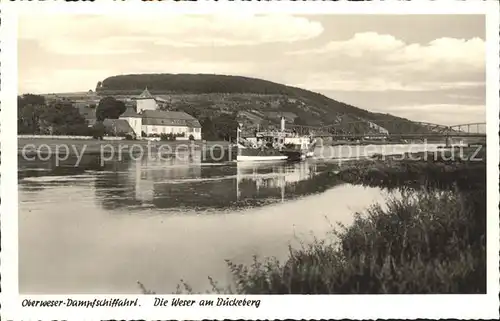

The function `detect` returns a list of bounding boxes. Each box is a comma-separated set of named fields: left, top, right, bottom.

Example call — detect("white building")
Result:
left=119, top=108, right=202, bottom=139
left=119, top=88, right=202, bottom=139
left=141, top=110, right=202, bottom=139
left=120, top=108, right=143, bottom=137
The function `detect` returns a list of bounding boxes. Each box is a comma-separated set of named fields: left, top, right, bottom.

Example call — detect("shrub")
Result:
left=91, top=122, right=105, bottom=140
left=160, top=133, right=177, bottom=141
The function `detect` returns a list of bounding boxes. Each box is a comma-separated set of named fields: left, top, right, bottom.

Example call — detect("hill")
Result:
left=95, top=73, right=436, bottom=135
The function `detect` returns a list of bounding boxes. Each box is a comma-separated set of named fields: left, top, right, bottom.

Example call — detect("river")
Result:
left=18, top=143, right=443, bottom=294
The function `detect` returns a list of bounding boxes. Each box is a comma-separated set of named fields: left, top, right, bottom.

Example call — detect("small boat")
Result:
left=236, top=117, right=315, bottom=162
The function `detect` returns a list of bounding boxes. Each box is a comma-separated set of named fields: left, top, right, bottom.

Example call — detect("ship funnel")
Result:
left=280, top=117, right=285, bottom=131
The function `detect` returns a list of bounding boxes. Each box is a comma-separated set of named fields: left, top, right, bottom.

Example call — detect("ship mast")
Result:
left=236, top=122, right=242, bottom=145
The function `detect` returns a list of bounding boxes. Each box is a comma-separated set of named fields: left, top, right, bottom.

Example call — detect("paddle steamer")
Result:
left=236, top=117, right=316, bottom=162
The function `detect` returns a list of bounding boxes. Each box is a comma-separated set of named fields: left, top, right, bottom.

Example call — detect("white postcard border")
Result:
left=1, top=0, right=499, bottom=320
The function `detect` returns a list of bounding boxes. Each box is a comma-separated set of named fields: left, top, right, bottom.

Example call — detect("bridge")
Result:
left=288, top=121, right=486, bottom=140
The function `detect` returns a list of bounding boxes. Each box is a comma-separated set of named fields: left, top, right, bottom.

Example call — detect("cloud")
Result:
left=290, top=72, right=484, bottom=92
left=387, top=37, right=485, bottom=70
left=288, top=32, right=485, bottom=71
left=18, top=15, right=324, bottom=55
left=290, top=32, right=405, bottom=56
left=283, top=32, right=485, bottom=96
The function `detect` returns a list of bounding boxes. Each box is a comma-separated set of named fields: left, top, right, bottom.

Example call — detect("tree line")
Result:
left=18, top=94, right=90, bottom=136
left=18, top=94, right=129, bottom=137
left=17, top=93, right=239, bottom=141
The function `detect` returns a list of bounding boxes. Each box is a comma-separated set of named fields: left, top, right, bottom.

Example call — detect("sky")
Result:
left=18, top=14, right=486, bottom=125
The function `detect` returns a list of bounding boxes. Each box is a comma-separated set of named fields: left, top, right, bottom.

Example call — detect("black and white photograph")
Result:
left=1, top=1, right=499, bottom=319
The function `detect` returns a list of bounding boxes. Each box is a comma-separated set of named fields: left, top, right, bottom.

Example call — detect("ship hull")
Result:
left=236, top=155, right=288, bottom=162
left=237, top=147, right=288, bottom=162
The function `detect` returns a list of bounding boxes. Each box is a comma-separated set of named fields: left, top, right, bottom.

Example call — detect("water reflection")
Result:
left=236, top=161, right=317, bottom=203
left=19, top=150, right=341, bottom=211
left=96, top=154, right=328, bottom=211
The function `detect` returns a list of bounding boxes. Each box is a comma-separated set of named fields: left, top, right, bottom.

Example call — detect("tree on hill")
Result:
left=38, top=102, right=89, bottom=135
left=18, top=94, right=47, bottom=134
left=200, top=113, right=239, bottom=141
left=214, top=112, right=238, bottom=141
left=96, top=96, right=126, bottom=121
left=294, top=116, right=307, bottom=126
left=18, top=104, right=45, bottom=134
left=168, top=102, right=201, bottom=119
left=18, top=94, right=46, bottom=108
left=92, top=122, right=106, bottom=140
left=201, top=117, right=217, bottom=141
left=17, top=94, right=91, bottom=135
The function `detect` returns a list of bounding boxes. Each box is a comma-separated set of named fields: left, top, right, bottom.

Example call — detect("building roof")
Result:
left=142, top=110, right=201, bottom=127
left=102, top=119, right=135, bottom=135
left=120, top=107, right=142, bottom=118
left=142, top=110, right=196, bottom=120
left=136, top=87, right=154, bottom=100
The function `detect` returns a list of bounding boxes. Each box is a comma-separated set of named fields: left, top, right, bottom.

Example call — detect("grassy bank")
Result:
left=341, top=147, right=486, bottom=191
left=339, top=158, right=485, bottom=192
left=330, top=139, right=430, bottom=146
left=141, top=148, right=486, bottom=294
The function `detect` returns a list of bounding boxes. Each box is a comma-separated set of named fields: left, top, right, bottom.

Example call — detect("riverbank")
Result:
left=330, top=139, right=426, bottom=146
left=327, top=138, right=486, bottom=147
left=149, top=148, right=486, bottom=294
left=18, top=137, right=231, bottom=155
left=340, top=146, right=486, bottom=191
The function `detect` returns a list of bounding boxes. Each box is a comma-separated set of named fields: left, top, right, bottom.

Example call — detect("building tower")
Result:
left=136, top=87, right=157, bottom=112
